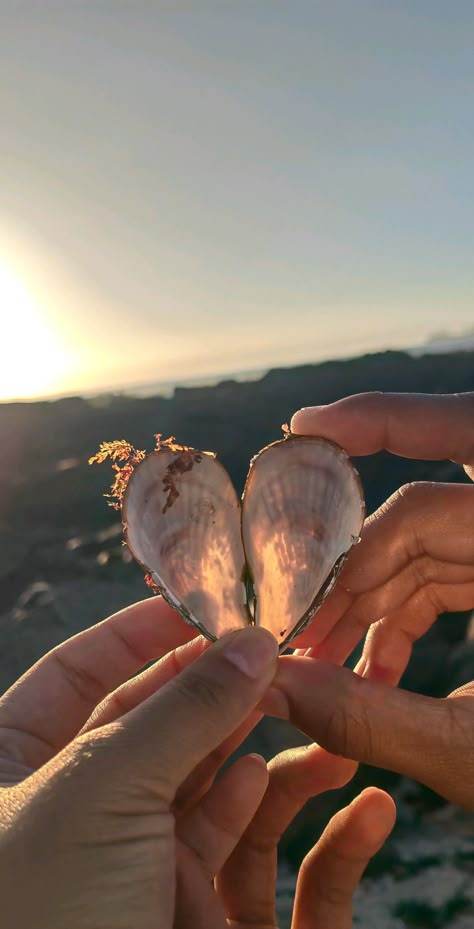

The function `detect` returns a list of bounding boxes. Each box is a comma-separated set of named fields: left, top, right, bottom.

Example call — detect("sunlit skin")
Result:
left=0, top=259, right=68, bottom=401
left=0, top=602, right=395, bottom=929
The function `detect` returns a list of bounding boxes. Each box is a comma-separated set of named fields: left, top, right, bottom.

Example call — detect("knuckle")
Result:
left=350, top=390, right=384, bottom=407
left=243, top=826, right=279, bottom=856
left=319, top=883, right=352, bottom=908
left=320, top=697, right=374, bottom=764
left=410, top=555, right=432, bottom=591
left=424, top=582, right=446, bottom=615
left=444, top=698, right=474, bottom=752
left=301, top=855, right=353, bottom=908
left=51, top=647, right=105, bottom=707
left=41, top=733, right=105, bottom=791
left=394, top=481, right=417, bottom=505
left=321, top=705, right=354, bottom=759
left=395, top=480, right=440, bottom=506
left=73, top=728, right=112, bottom=764
left=171, top=668, right=227, bottom=713
left=319, top=706, right=348, bottom=756
left=395, top=481, right=435, bottom=507
left=375, top=482, right=421, bottom=522
left=381, top=482, right=439, bottom=558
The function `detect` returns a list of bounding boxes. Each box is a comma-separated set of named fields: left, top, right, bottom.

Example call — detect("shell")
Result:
left=241, top=436, right=365, bottom=648
left=122, top=434, right=365, bottom=649
left=123, top=447, right=250, bottom=639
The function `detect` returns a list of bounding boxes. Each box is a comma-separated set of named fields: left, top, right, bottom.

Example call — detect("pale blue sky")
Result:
left=0, top=1, right=473, bottom=397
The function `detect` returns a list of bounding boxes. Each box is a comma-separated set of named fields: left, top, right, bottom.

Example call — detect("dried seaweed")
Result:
left=89, top=434, right=215, bottom=511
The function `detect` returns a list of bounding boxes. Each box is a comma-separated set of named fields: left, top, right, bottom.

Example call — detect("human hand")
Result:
left=218, top=742, right=395, bottom=928
left=271, top=392, right=474, bottom=810
left=0, top=597, right=279, bottom=929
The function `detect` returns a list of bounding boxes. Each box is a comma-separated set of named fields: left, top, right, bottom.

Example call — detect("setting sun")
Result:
left=0, top=259, right=69, bottom=401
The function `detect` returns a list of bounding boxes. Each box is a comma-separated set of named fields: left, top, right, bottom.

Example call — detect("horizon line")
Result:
left=2, top=335, right=474, bottom=407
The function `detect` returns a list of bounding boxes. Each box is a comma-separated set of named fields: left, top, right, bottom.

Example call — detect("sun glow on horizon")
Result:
left=0, top=258, right=69, bottom=401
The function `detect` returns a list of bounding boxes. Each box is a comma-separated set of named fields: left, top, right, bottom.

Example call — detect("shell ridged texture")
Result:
left=123, top=450, right=249, bottom=639
left=242, top=437, right=365, bottom=645
left=122, top=436, right=365, bottom=649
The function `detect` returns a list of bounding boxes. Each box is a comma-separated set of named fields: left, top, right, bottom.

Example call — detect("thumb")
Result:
left=275, top=657, right=474, bottom=810
left=90, top=627, right=278, bottom=803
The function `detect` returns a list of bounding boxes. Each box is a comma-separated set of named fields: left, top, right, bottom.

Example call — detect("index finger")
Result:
left=291, top=392, right=474, bottom=468
left=217, top=745, right=356, bottom=928
left=0, top=597, right=195, bottom=769
left=293, top=787, right=396, bottom=929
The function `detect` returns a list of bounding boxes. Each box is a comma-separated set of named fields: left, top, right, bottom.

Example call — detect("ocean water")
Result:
left=85, top=365, right=268, bottom=400
left=12, top=332, right=473, bottom=406
left=94, top=333, right=474, bottom=401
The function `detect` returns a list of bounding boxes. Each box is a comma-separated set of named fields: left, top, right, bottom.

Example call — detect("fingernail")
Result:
left=223, top=628, right=279, bottom=679
left=290, top=406, right=325, bottom=432
left=354, top=656, right=367, bottom=677
left=258, top=685, right=290, bottom=719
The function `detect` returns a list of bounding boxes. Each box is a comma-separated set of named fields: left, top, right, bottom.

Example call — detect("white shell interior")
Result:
left=123, top=450, right=249, bottom=638
left=241, top=438, right=364, bottom=646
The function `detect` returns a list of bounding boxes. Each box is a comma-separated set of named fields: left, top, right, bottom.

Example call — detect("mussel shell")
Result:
left=241, top=435, right=365, bottom=649
left=123, top=448, right=250, bottom=640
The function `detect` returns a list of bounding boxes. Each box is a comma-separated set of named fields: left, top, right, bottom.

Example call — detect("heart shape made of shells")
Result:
left=121, top=433, right=365, bottom=651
